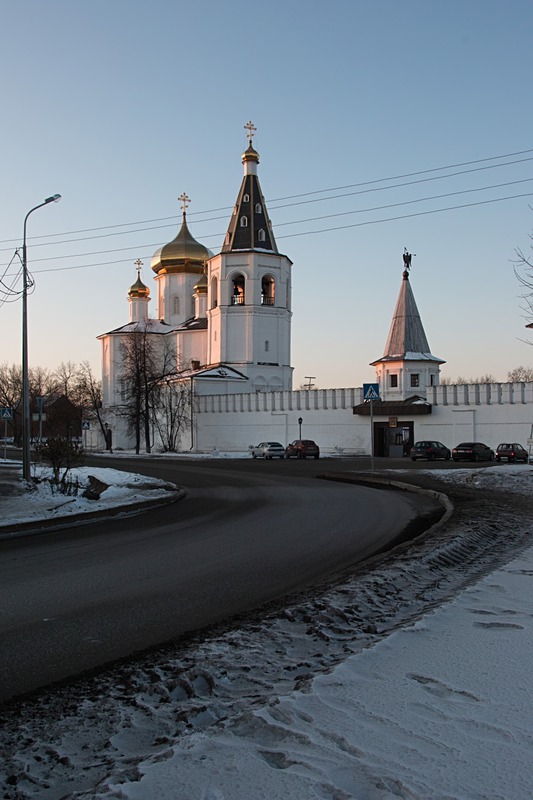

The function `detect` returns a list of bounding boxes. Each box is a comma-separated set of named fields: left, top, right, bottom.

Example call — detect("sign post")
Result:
left=1, top=407, right=13, bottom=461
left=363, top=384, right=380, bottom=471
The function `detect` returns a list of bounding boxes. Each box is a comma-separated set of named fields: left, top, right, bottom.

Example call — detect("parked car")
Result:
left=452, top=442, right=495, bottom=462
left=409, top=440, right=451, bottom=461
left=285, top=439, right=320, bottom=459
left=251, top=441, right=286, bottom=459
left=495, top=443, right=529, bottom=463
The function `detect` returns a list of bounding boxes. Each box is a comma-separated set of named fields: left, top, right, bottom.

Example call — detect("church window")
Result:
left=390, top=374, right=398, bottom=388
left=255, top=203, right=262, bottom=214
left=265, top=340, right=269, bottom=352
left=172, top=296, right=180, bottom=315
left=231, top=274, right=245, bottom=305
left=243, top=194, right=249, bottom=203
left=211, top=276, right=218, bottom=309
left=258, top=229, right=266, bottom=242
left=261, top=275, right=275, bottom=306
left=240, top=216, right=248, bottom=227
left=411, top=374, right=420, bottom=388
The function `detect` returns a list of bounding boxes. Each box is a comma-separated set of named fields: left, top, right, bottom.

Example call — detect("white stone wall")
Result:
left=191, top=383, right=533, bottom=454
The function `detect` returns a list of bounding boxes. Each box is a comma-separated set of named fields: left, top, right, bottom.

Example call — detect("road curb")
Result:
left=0, top=488, right=186, bottom=539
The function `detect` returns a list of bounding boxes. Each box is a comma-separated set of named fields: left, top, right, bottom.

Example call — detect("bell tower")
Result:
left=206, top=123, right=293, bottom=391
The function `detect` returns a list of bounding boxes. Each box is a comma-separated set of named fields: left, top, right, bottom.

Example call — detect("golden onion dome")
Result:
left=128, top=275, right=150, bottom=298
left=242, top=142, right=260, bottom=164
left=151, top=213, right=211, bottom=275
left=194, top=273, right=208, bottom=293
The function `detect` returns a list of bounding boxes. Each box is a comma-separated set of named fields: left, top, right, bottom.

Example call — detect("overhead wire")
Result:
left=0, top=146, right=532, bottom=248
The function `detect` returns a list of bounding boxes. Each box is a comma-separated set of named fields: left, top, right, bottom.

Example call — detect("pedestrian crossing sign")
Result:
left=363, top=383, right=380, bottom=401
left=1, top=407, right=13, bottom=420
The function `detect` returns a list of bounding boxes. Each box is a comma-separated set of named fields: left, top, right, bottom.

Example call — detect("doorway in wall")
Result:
left=373, top=420, right=414, bottom=457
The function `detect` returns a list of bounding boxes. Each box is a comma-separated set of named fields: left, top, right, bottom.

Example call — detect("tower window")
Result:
left=231, top=274, right=245, bottom=305
left=261, top=275, right=275, bottom=306
left=255, top=203, right=262, bottom=213
left=390, top=374, right=398, bottom=388
left=240, top=216, right=248, bottom=227
left=243, top=194, right=249, bottom=203
left=172, top=296, right=180, bottom=315
left=265, top=340, right=269, bottom=352
left=258, top=229, right=266, bottom=242
left=411, top=374, right=420, bottom=388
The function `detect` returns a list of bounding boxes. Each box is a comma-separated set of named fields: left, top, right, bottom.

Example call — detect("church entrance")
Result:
left=373, top=420, right=414, bottom=457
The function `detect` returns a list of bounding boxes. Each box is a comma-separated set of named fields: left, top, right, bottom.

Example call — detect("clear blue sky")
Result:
left=2, top=0, right=533, bottom=388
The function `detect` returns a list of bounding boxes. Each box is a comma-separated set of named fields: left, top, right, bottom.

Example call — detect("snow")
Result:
left=1, top=459, right=533, bottom=799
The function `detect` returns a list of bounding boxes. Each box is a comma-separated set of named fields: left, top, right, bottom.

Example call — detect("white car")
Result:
left=251, top=441, right=285, bottom=459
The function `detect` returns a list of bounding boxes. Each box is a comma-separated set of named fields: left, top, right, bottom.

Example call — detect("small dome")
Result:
left=242, top=143, right=260, bottom=164
left=194, top=273, right=208, bottom=293
left=128, top=275, right=150, bottom=298
left=152, top=214, right=211, bottom=275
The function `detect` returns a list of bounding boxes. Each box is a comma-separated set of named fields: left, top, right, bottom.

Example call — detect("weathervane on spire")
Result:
left=403, top=247, right=416, bottom=272
left=244, top=120, right=257, bottom=145
left=134, top=258, right=143, bottom=277
left=178, top=192, right=190, bottom=214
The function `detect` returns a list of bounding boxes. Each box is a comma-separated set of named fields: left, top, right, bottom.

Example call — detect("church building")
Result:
left=99, top=122, right=293, bottom=427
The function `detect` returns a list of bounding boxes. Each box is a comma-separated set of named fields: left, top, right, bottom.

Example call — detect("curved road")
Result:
left=0, top=456, right=439, bottom=703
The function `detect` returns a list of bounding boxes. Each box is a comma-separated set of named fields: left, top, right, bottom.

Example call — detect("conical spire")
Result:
left=372, top=250, right=444, bottom=365
left=222, top=122, right=278, bottom=253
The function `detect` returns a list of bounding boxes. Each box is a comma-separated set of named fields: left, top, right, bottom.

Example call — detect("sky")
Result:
left=1, top=458, right=532, bottom=798
left=2, top=0, right=533, bottom=389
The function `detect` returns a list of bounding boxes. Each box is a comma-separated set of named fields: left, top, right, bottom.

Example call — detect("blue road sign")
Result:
left=1, top=407, right=13, bottom=420
left=82, top=420, right=90, bottom=430
left=363, top=383, right=380, bottom=401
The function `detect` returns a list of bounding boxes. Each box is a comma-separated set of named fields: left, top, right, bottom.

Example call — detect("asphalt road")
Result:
left=0, top=455, right=441, bottom=703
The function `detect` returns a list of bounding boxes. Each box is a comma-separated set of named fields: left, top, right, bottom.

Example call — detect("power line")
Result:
left=1, top=146, right=532, bottom=248
left=5, top=177, right=533, bottom=268
left=5, top=190, right=532, bottom=276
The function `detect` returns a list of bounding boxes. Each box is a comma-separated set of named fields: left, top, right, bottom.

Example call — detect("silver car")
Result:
left=251, top=441, right=286, bottom=459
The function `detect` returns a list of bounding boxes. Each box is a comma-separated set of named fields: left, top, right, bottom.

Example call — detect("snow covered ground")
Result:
left=1, top=460, right=532, bottom=799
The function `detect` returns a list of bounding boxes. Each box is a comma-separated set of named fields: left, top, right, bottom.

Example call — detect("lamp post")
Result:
left=21, top=194, right=61, bottom=481
left=298, top=416, right=303, bottom=439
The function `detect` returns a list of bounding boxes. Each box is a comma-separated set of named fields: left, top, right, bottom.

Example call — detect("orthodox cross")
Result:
left=134, top=258, right=143, bottom=278
left=403, top=247, right=416, bottom=271
left=244, top=120, right=257, bottom=145
left=178, top=192, right=190, bottom=213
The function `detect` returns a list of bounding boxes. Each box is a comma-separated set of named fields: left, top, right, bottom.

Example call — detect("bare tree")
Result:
left=119, top=323, right=176, bottom=454
left=0, top=363, right=22, bottom=444
left=507, top=366, right=533, bottom=382
left=152, top=377, right=191, bottom=452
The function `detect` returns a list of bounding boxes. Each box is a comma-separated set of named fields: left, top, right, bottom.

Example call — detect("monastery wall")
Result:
left=192, top=382, right=533, bottom=454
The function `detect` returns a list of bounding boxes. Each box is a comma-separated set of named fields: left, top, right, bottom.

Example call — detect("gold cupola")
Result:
left=151, top=192, right=211, bottom=276
left=128, top=274, right=150, bottom=299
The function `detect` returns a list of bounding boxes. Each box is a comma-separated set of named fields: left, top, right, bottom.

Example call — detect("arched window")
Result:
left=258, top=229, right=266, bottom=242
left=255, top=203, right=262, bottom=213
left=261, top=275, right=275, bottom=306
left=231, top=274, right=245, bottom=305
left=172, top=296, right=180, bottom=315
left=210, top=276, right=218, bottom=309
left=243, top=194, right=249, bottom=203
left=240, top=216, right=248, bottom=227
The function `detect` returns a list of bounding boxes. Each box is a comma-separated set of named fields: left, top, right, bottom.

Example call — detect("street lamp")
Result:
left=298, top=416, right=303, bottom=439
left=21, top=194, right=61, bottom=481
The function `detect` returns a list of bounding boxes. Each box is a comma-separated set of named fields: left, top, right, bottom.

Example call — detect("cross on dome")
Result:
left=244, top=120, right=257, bottom=145
left=134, top=258, right=143, bottom=277
left=178, top=192, right=190, bottom=213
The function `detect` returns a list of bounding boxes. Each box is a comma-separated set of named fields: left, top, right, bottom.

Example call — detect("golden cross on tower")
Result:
left=244, top=120, right=257, bottom=145
left=134, top=258, right=143, bottom=277
left=178, top=192, right=190, bottom=213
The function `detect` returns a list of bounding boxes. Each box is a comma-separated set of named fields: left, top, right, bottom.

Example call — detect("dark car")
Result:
left=409, top=440, right=451, bottom=461
left=285, top=439, right=320, bottom=459
left=251, top=441, right=286, bottom=459
left=495, top=443, right=529, bottom=463
left=452, top=442, right=495, bottom=462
